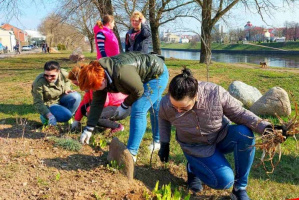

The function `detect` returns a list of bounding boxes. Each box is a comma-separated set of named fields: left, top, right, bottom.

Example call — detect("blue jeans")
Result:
left=40, top=92, right=81, bottom=123
left=184, top=125, right=255, bottom=190
left=127, top=64, right=169, bottom=155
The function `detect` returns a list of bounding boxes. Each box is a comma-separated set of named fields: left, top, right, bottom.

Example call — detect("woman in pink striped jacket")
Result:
left=93, top=15, right=119, bottom=60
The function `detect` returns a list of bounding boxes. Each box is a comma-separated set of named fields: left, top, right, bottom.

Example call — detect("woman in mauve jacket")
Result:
left=157, top=68, right=285, bottom=200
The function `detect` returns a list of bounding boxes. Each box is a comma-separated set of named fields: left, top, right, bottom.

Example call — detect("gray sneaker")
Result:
left=230, top=188, right=250, bottom=200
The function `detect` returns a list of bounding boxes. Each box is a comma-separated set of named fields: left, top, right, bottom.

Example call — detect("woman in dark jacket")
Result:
left=125, top=11, right=151, bottom=53
left=78, top=52, right=169, bottom=161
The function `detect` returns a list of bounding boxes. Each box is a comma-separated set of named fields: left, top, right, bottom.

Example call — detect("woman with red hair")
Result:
left=68, top=66, right=129, bottom=133
left=78, top=52, right=169, bottom=162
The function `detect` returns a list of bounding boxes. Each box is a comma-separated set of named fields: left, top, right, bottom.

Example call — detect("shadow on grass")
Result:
left=43, top=153, right=107, bottom=171
left=0, top=124, right=46, bottom=139
left=0, top=104, right=37, bottom=115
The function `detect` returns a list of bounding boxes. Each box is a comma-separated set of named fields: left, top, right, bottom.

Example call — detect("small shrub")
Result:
left=57, top=44, right=66, bottom=50
left=50, top=137, right=82, bottom=151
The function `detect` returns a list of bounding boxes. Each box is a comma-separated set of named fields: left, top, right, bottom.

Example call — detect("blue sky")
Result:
left=1, top=1, right=57, bottom=30
left=4, top=0, right=299, bottom=32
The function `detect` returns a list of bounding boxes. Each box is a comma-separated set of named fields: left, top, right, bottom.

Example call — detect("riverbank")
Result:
left=160, top=48, right=299, bottom=55
left=160, top=41, right=299, bottom=53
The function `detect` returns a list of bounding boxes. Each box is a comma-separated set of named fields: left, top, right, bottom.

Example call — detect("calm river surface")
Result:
left=159, top=49, right=299, bottom=68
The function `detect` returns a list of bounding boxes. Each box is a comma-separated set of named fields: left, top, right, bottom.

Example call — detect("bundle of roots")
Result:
left=255, top=100, right=298, bottom=173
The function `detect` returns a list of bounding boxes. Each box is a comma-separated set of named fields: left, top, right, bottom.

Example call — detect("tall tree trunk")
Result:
left=89, top=36, right=94, bottom=53
left=149, top=0, right=161, bottom=54
left=93, top=0, right=123, bottom=52
left=150, top=25, right=161, bottom=54
left=200, top=0, right=212, bottom=64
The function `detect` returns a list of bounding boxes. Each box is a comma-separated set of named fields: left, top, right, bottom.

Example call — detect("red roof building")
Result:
left=1, top=24, right=27, bottom=44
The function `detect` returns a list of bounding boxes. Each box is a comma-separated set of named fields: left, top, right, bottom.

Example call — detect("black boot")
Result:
left=187, top=162, right=203, bottom=193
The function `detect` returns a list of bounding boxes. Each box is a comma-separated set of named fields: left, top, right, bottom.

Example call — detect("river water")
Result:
left=159, top=49, right=299, bottom=68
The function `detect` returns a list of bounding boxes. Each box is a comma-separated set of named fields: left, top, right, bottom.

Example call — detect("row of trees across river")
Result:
left=2, top=0, right=298, bottom=64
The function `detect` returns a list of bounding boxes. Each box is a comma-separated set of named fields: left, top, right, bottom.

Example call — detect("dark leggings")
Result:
left=81, top=104, right=130, bottom=129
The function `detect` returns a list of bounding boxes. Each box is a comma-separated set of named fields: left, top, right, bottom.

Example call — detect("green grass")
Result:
left=160, top=41, right=299, bottom=51
left=0, top=51, right=299, bottom=199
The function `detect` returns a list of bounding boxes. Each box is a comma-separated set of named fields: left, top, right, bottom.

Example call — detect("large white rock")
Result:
left=250, top=87, right=291, bottom=117
left=228, top=81, right=262, bottom=108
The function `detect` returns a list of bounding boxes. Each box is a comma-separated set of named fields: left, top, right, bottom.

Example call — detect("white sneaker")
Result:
left=132, top=155, right=137, bottom=163
left=148, top=141, right=161, bottom=152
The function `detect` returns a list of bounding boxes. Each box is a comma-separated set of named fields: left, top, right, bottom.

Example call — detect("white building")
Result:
left=25, top=30, right=46, bottom=46
left=0, top=27, right=16, bottom=52
left=274, top=37, right=286, bottom=42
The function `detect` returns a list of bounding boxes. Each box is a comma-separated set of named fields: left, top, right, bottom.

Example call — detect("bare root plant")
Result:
left=255, top=99, right=299, bottom=173
left=16, top=117, right=27, bottom=139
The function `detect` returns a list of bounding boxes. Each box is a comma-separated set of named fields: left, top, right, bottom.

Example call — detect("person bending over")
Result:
left=78, top=52, right=169, bottom=161
left=68, top=65, right=129, bottom=134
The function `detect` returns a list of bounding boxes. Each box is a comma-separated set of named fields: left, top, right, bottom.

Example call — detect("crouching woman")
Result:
left=158, top=68, right=273, bottom=200
left=31, top=61, right=81, bottom=125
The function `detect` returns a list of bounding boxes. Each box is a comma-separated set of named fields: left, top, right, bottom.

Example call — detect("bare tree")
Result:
left=58, top=0, right=98, bottom=53
left=38, top=13, right=86, bottom=49
left=228, top=28, right=245, bottom=43
left=148, top=0, right=195, bottom=54
left=193, top=0, right=297, bottom=64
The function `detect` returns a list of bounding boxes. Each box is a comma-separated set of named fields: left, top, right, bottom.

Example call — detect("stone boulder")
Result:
left=107, top=137, right=134, bottom=181
left=250, top=87, right=291, bottom=117
left=69, top=47, right=85, bottom=62
left=69, top=54, right=85, bottom=62
left=228, top=81, right=262, bottom=108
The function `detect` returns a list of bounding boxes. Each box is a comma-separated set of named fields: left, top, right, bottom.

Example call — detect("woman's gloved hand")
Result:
left=80, top=126, right=94, bottom=144
left=71, top=120, right=80, bottom=131
left=158, top=142, right=170, bottom=162
left=264, top=125, right=288, bottom=137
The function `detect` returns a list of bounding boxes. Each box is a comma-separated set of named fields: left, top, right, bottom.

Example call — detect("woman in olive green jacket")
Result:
left=78, top=52, right=169, bottom=161
left=31, top=61, right=81, bottom=125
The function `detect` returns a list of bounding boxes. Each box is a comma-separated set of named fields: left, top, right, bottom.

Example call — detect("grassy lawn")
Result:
left=0, top=52, right=299, bottom=199
left=160, top=41, right=299, bottom=51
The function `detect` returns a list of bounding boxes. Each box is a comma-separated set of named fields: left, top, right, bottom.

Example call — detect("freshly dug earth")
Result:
left=0, top=124, right=231, bottom=200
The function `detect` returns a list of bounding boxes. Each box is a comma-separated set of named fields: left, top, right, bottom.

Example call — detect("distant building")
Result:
left=1, top=24, right=28, bottom=45
left=180, top=38, right=189, bottom=43
left=25, top=30, right=46, bottom=46
left=274, top=37, right=286, bottom=42
left=0, top=27, right=16, bottom=52
left=165, top=33, right=180, bottom=43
